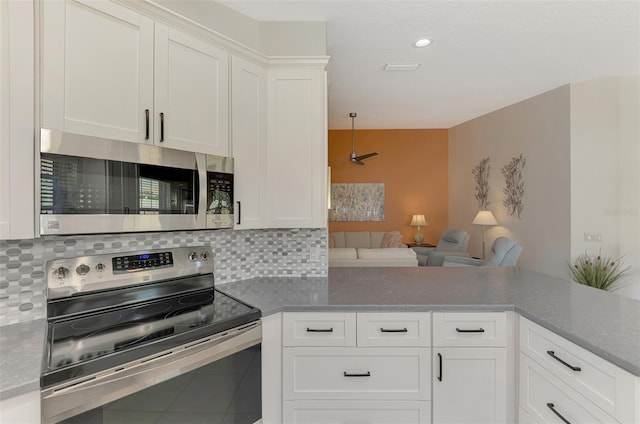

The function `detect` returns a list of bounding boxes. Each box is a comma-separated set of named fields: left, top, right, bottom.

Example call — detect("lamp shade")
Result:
left=472, top=210, right=498, bottom=226
left=410, top=214, right=427, bottom=226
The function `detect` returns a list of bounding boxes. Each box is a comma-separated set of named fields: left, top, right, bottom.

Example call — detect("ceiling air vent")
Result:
left=384, top=63, right=421, bottom=71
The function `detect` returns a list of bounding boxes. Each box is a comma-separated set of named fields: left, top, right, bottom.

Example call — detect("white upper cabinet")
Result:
left=42, top=0, right=153, bottom=144
left=231, top=56, right=268, bottom=229
left=41, top=0, right=229, bottom=155
left=267, top=66, right=328, bottom=228
left=154, top=25, right=229, bottom=155
left=0, top=0, right=35, bottom=240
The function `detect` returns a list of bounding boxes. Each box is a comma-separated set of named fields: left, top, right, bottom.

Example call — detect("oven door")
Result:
left=39, top=129, right=209, bottom=235
left=42, top=321, right=261, bottom=424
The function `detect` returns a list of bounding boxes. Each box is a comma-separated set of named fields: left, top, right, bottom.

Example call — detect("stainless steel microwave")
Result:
left=39, top=129, right=233, bottom=235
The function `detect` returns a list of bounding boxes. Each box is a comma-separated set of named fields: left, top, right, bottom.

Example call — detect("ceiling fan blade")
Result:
left=350, top=158, right=365, bottom=165
left=354, top=152, right=378, bottom=161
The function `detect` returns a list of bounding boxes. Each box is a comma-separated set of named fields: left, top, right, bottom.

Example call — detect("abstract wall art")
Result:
left=329, top=183, right=385, bottom=221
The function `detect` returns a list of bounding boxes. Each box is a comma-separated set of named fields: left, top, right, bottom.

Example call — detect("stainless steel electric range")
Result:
left=40, top=246, right=261, bottom=424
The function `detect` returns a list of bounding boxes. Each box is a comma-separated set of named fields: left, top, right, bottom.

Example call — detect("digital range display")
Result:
left=112, top=252, right=173, bottom=273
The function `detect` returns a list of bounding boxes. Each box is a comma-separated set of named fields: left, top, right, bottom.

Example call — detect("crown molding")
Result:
left=267, top=57, right=330, bottom=70
left=114, top=0, right=269, bottom=67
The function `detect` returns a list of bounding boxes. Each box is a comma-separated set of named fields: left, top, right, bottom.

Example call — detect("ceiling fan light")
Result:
left=349, top=112, right=378, bottom=165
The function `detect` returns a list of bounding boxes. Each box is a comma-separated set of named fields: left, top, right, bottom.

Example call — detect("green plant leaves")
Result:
left=567, top=250, right=630, bottom=291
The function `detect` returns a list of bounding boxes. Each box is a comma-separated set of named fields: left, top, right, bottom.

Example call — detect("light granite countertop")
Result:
left=221, top=267, right=640, bottom=377
left=2, top=266, right=639, bottom=402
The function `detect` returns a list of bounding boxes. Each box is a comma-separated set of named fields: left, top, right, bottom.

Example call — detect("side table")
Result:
left=407, top=243, right=436, bottom=266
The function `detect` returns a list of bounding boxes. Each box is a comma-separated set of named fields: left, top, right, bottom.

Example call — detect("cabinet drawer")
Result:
left=520, top=353, right=616, bottom=424
left=357, top=312, right=430, bottom=347
left=520, top=317, right=637, bottom=422
left=433, top=312, right=506, bottom=347
left=283, top=400, right=431, bottom=424
left=283, top=347, right=430, bottom=400
left=283, top=312, right=356, bottom=347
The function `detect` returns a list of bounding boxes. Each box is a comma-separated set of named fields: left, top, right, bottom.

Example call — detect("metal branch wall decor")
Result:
left=501, top=154, right=526, bottom=219
left=472, top=157, right=491, bottom=209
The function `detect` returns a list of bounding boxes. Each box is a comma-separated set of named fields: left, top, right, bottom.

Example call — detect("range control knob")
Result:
left=76, top=264, right=91, bottom=276
left=95, top=263, right=105, bottom=273
left=200, top=251, right=209, bottom=261
left=53, top=266, right=70, bottom=280
left=188, top=251, right=198, bottom=262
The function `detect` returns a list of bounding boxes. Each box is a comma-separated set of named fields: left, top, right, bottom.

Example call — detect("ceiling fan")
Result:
left=349, top=112, right=378, bottom=165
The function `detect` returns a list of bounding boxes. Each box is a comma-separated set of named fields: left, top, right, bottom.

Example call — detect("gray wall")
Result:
left=448, top=85, right=572, bottom=278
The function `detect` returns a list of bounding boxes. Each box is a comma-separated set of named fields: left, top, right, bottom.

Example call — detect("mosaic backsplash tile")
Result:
left=0, top=228, right=328, bottom=326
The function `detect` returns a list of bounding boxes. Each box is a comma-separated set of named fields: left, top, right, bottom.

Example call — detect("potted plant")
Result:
left=567, top=250, right=629, bottom=291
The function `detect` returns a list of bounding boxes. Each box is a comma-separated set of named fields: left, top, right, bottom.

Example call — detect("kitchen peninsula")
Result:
left=2, top=266, right=639, bottom=423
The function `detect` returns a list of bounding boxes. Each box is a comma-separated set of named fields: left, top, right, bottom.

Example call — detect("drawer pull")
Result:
left=546, top=403, right=571, bottom=424
left=343, top=371, right=371, bottom=377
left=437, top=352, right=443, bottom=381
left=380, top=327, right=408, bottom=333
left=547, top=350, right=582, bottom=371
left=455, top=328, right=485, bottom=333
left=306, top=327, right=333, bottom=333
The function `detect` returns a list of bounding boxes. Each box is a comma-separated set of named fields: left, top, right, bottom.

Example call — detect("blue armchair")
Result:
left=419, top=229, right=470, bottom=266
left=442, top=236, right=522, bottom=267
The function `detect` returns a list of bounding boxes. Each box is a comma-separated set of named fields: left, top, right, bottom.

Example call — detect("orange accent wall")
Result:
left=328, top=129, right=449, bottom=245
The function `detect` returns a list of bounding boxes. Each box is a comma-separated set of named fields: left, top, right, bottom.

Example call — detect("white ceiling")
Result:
left=219, top=1, right=640, bottom=130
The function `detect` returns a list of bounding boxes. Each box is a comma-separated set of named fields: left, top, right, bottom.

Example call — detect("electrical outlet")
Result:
left=584, top=232, right=596, bottom=242
left=595, top=233, right=603, bottom=242
left=309, top=247, right=322, bottom=263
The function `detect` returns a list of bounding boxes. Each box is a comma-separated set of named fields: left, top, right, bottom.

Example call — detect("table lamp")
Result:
left=472, top=210, right=498, bottom=259
left=410, top=214, right=428, bottom=244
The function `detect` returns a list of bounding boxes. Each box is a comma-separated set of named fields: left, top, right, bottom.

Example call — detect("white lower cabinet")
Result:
left=283, top=347, right=430, bottom=400
left=519, top=353, right=616, bottom=423
left=519, top=317, right=639, bottom=424
left=432, top=347, right=507, bottom=424
left=281, top=312, right=431, bottom=424
left=0, top=390, right=40, bottom=424
left=283, top=400, right=431, bottom=424
left=431, top=312, right=510, bottom=424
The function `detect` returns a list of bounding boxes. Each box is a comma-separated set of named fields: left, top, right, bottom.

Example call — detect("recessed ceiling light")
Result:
left=414, top=38, right=432, bottom=48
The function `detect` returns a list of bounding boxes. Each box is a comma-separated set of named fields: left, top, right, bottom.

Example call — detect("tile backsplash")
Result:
left=0, top=228, right=327, bottom=326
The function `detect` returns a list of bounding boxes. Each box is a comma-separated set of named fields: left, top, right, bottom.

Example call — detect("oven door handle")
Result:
left=41, top=323, right=261, bottom=424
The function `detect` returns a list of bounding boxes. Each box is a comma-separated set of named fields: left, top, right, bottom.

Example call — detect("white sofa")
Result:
left=329, top=231, right=418, bottom=267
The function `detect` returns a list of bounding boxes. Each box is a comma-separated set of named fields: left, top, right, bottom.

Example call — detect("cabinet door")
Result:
left=433, top=347, right=507, bottom=424
left=0, top=391, right=41, bottom=424
left=0, top=0, right=35, bottom=239
left=283, top=400, right=431, bottom=424
left=42, top=0, right=153, bottom=143
left=231, top=56, right=267, bottom=229
left=267, top=68, right=327, bottom=228
left=154, top=24, right=229, bottom=155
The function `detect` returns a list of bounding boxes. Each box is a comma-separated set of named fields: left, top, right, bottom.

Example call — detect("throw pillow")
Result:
left=328, top=233, right=336, bottom=248
left=380, top=233, right=403, bottom=248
